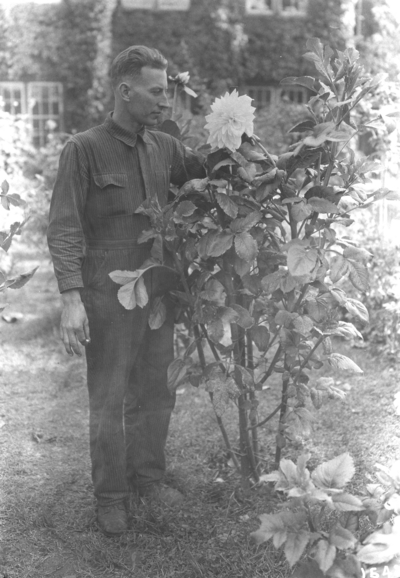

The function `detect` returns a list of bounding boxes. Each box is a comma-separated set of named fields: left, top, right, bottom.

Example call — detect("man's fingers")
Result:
left=83, top=317, right=90, bottom=343
left=66, top=329, right=82, bottom=356
left=60, top=324, right=73, bottom=356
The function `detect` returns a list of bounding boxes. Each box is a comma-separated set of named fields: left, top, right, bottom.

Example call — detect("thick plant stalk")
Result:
left=193, top=324, right=240, bottom=473
left=274, top=368, right=290, bottom=467
left=246, top=332, right=260, bottom=475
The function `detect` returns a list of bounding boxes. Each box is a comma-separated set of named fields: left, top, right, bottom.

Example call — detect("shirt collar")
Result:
left=104, top=113, right=153, bottom=147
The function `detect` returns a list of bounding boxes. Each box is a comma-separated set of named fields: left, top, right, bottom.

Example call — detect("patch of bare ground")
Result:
left=0, top=243, right=399, bottom=577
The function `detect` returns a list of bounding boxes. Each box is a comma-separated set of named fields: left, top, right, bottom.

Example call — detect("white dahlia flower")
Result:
left=205, top=90, right=256, bottom=152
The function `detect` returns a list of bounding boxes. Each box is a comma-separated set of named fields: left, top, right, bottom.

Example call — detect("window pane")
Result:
left=42, top=101, right=49, bottom=115
left=42, top=86, right=49, bottom=100
left=52, top=101, right=59, bottom=115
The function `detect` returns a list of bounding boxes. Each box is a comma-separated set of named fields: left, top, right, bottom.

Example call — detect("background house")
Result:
left=0, top=0, right=395, bottom=145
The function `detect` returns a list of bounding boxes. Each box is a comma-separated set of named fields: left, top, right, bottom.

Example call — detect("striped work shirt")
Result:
left=47, top=113, right=204, bottom=293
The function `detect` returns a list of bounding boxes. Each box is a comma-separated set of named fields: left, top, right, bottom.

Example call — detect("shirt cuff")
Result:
left=58, top=274, right=84, bottom=294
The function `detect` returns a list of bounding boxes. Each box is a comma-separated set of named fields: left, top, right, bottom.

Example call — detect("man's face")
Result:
left=124, top=66, right=169, bottom=127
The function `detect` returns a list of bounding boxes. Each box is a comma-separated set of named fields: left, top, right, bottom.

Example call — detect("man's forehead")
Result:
left=136, top=66, right=168, bottom=87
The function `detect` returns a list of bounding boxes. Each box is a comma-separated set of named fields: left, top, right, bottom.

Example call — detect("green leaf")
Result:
left=230, top=211, right=262, bottom=234
left=198, top=230, right=234, bottom=259
left=329, top=525, right=357, bottom=549
left=148, top=297, right=167, bottom=330
left=6, top=267, right=38, bottom=290
left=250, top=325, right=270, bottom=351
left=348, top=260, right=369, bottom=292
left=234, top=232, right=258, bottom=261
left=234, top=255, right=251, bottom=277
left=314, top=539, right=336, bottom=573
left=109, top=269, right=140, bottom=285
left=5, top=193, right=25, bottom=207
left=284, top=531, right=310, bottom=567
left=288, top=119, right=317, bottom=134
left=330, top=255, right=349, bottom=283
left=1, top=180, right=9, bottom=194
left=291, top=560, right=325, bottom=578
left=207, top=318, right=225, bottom=343
left=280, top=76, right=317, bottom=92
left=312, top=453, right=355, bottom=489
left=331, top=492, right=364, bottom=511
left=167, top=357, right=192, bottom=393
left=179, top=178, right=209, bottom=195
left=117, top=279, right=137, bottom=309
left=175, top=200, right=197, bottom=217
left=215, top=192, right=238, bottom=219
left=287, top=242, right=319, bottom=277
left=330, top=321, right=363, bottom=340
left=200, top=279, right=226, bottom=305
left=1, top=195, right=10, bottom=210
left=138, top=229, right=158, bottom=244
left=293, top=315, right=314, bottom=335
left=344, top=298, right=369, bottom=324
left=261, top=270, right=286, bottom=293
left=328, top=353, right=363, bottom=374
left=232, top=304, right=254, bottom=329
left=291, top=200, right=314, bottom=221
left=343, top=246, right=371, bottom=261
left=308, top=197, right=340, bottom=214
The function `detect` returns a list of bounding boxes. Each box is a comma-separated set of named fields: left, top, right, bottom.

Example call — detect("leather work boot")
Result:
left=139, top=484, right=184, bottom=507
left=97, top=502, right=128, bottom=536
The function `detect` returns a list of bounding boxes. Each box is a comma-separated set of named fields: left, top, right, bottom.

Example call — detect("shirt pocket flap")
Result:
left=93, top=173, right=128, bottom=189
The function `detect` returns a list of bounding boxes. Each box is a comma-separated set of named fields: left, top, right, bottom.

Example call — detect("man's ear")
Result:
left=118, top=82, right=131, bottom=102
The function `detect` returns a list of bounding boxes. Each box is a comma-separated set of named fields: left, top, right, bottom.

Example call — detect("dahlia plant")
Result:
left=110, top=37, right=398, bottom=500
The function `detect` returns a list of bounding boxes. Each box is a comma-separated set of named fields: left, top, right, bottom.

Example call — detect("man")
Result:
left=47, top=46, right=204, bottom=536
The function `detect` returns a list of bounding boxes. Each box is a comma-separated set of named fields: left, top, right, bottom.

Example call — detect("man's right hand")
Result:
left=60, top=289, right=90, bottom=356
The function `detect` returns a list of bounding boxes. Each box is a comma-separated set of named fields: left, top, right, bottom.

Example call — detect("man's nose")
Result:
left=158, top=93, right=169, bottom=109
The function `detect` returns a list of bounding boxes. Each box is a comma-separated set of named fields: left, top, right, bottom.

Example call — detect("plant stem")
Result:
left=246, top=332, right=260, bottom=476
left=259, top=344, right=282, bottom=385
left=248, top=402, right=282, bottom=430
left=274, top=368, right=290, bottom=467
left=193, top=324, right=240, bottom=473
left=172, top=84, right=179, bottom=121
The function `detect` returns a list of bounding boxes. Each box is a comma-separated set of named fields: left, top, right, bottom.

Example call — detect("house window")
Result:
left=157, top=0, right=190, bottom=9
left=245, top=0, right=273, bottom=14
left=245, top=0, right=306, bottom=15
left=247, top=86, right=273, bottom=108
left=120, top=0, right=156, bottom=9
left=244, top=85, right=308, bottom=108
left=0, top=82, right=26, bottom=115
left=28, top=82, right=63, bottom=147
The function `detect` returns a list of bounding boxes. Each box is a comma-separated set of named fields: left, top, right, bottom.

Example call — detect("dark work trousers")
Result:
left=81, top=240, right=176, bottom=505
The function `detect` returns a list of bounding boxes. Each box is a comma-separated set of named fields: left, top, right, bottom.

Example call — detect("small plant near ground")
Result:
left=109, top=37, right=399, bottom=491
left=251, top=454, right=400, bottom=578
left=0, top=179, right=37, bottom=311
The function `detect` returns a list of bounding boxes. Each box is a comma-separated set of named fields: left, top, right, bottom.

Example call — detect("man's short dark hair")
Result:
left=110, top=45, right=168, bottom=87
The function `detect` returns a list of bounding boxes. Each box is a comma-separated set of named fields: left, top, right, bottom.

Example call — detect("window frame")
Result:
left=0, top=81, right=27, bottom=116
left=244, top=84, right=308, bottom=108
left=245, top=0, right=307, bottom=16
left=27, top=81, right=64, bottom=147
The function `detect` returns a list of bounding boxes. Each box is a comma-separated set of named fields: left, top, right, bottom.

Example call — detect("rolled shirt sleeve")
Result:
left=47, top=141, right=88, bottom=293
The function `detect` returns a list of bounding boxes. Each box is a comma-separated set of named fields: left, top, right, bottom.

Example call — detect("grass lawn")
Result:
left=1, top=243, right=399, bottom=578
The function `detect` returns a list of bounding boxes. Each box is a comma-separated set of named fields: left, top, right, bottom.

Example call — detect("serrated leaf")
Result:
left=167, top=357, right=192, bottom=393
left=291, top=560, right=325, bottom=578
left=328, top=353, right=363, bottom=374
left=250, top=325, right=270, bottom=351
left=198, top=230, right=234, bottom=259
left=261, top=270, right=286, bottom=293
left=330, top=255, right=349, bottom=283
left=234, top=232, right=258, bottom=261
left=215, top=192, right=238, bottom=218
left=207, top=318, right=225, bottom=343
left=232, top=304, right=254, bottom=329
left=329, top=525, right=357, bottom=549
left=6, top=266, right=38, bottom=290
left=284, top=531, right=310, bottom=567
left=201, top=278, right=226, bottom=305
left=343, top=246, right=371, bottom=261
left=230, top=211, right=262, bottom=234
left=315, top=539, right=336, bottom=573
left=308, top=197, right=340, bottom=214
left=348, top=260, right=369, bottom=292
left=331, top=492, right=364, bottom=511
left=344, top=298, right=369, bottom=324
left=291, top=200, right=314, bottom=221
left=312, top=453, right=355, bottom=489
left=175, top=200, right=197, bottom=217
left=293, top=315, right=314, bottom=335
left=287, top=242, right=319, bottom=277
left=148, top=297, right=167, bottom=330
left=331, top=321, right=363, bottom=340
left=280, top=76, right=317, bottom=91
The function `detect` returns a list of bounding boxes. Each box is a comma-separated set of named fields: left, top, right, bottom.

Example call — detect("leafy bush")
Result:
left=107, top=38, right=397, bottom=491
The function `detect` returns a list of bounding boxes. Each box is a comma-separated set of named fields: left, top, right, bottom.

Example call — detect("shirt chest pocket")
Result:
left=92, top=173, right=132, bottom=217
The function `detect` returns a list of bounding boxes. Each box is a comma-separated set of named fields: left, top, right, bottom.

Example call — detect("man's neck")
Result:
left=112, top=109, right=142, bottom=134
